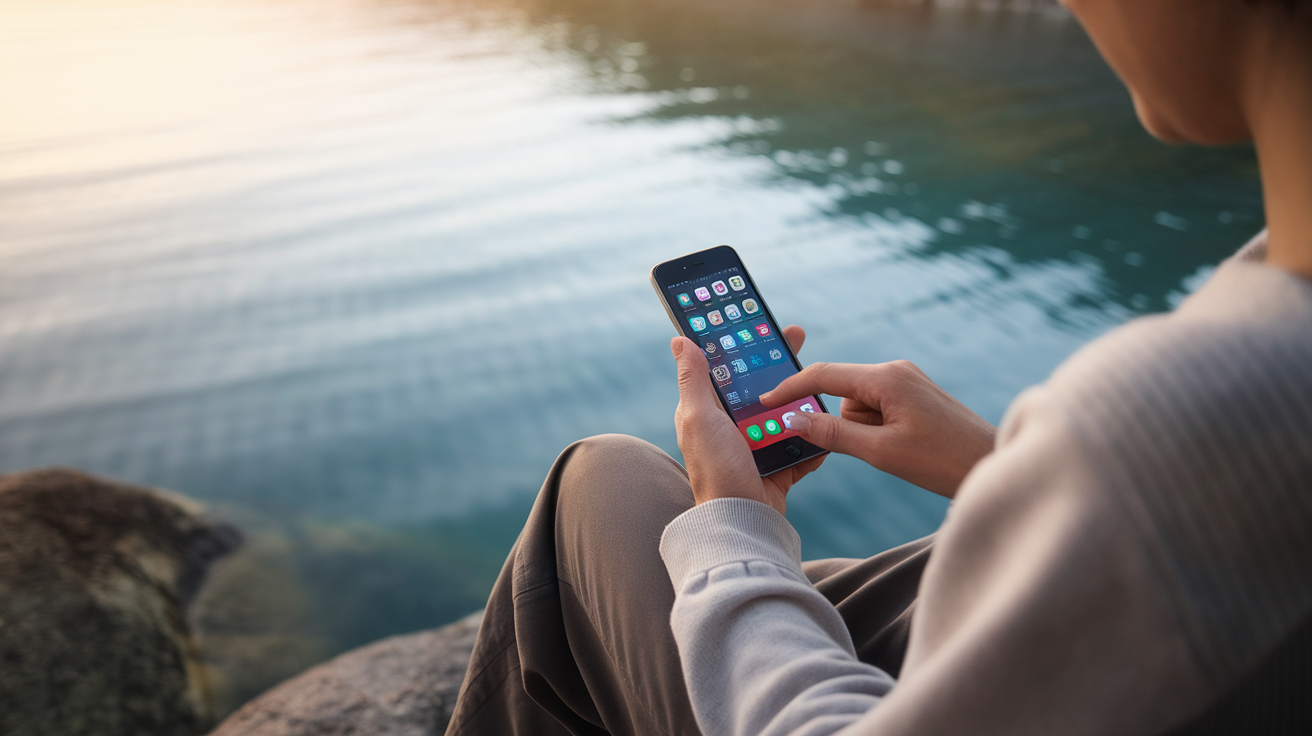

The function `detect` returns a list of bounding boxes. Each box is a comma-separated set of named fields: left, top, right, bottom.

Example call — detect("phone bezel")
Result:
left=650, top=245, right=830, bottom=476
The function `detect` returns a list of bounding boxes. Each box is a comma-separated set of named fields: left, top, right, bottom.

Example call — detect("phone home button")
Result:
left=784, top=442, right=802, bottom=459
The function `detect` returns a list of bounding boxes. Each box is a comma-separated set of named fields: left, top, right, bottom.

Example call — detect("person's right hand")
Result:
left=760, top=360, right=996, bottom=499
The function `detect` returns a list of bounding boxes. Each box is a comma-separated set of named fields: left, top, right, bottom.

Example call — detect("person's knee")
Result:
left=560, top=434, right=684, bottom=497
left=568, top=434, right=672, bottom=472
left=554, top=434, right=692, bottom=540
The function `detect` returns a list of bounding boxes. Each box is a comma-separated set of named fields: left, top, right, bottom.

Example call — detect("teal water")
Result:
left=0, top=0, right=1261, bottom=712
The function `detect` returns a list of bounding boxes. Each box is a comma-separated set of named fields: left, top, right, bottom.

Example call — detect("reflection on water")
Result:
left=0, top=0, right=1261, bottom=714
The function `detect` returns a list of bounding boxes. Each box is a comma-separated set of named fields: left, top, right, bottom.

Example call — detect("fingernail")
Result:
left=789, top=413, right=811, bottom=432
left=671, top=339, right=684, bottom=358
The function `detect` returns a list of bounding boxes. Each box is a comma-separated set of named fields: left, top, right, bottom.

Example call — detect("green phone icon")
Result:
left=746, top=425, right=764, bottom=442
left=764, top=420, right=782, bottom=435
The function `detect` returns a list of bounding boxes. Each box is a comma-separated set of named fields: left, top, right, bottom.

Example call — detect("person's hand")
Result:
left=671, top=325, right=826, bottom=515
left=761, top=360, right=996, bottom=498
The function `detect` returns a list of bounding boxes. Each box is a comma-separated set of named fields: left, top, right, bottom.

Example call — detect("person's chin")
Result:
left=1134, top=94, right=1252, bottom=146
left=1143, top=120, right=1191, bottom=144
left=1133, top=96, right=1190, bottom=144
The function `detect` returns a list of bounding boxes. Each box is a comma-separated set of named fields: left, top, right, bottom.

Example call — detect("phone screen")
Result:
left=652, top=248, right=827, bottom=469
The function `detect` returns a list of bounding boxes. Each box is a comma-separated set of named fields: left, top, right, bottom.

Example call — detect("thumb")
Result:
left=671, top=337, right=721, bottom=413
left=787, top=411, right=876, bottom=461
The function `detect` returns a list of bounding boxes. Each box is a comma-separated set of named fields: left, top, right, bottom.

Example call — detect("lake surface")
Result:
left=0, top=0, right=1262, bottom=714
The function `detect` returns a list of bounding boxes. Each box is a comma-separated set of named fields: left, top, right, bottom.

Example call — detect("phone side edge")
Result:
left=649, top=266, right=688, bottom=338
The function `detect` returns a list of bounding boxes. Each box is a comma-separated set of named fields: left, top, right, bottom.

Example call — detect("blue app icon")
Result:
left=689, top=316, right=708, bottom=332
left=749, top=354, right=765, bottom=368
left=731, top=359, right=748, bottom=373
left=720, top=334, right=737, bottom=350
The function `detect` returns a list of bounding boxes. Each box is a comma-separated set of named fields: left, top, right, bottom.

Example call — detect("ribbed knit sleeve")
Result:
left=660, top=499, right=896, bottom=736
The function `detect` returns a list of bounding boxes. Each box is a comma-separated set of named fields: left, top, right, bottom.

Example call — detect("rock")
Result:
left=0, top=468, right=242, bottom=736
left=210, top=610, right=482, bottom=736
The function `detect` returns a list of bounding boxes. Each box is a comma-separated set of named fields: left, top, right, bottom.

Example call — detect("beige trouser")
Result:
left=444, top=434, right=933, bottom=736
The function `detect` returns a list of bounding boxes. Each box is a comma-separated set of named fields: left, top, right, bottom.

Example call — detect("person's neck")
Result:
left=1249, top=30, right=1312, bottom=280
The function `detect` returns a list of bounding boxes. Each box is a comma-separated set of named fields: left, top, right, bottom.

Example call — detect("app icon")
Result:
left=707, top=310, right=724, bottom=326
left=720, top=335, right=737, bottom=350
left=764, top=419, right=782, bottom=435
left=737, top=329, right=755, bottom=343
left=726, top=391, right=741, bottom=404
left=742, top=298, right=760, bottom=314
left=704, top=341, right=718, bottom=355
left=729, top=276, right=746, bottom=291
left=711, top=280, right=729, bottom=296
left=781, top=411, right=797, bottom=429
left=746, top=425, right=764, bottom=442
left=731, top=358, right=748, bottom=373
left=749, top=354, right=765, bottom=368
left=768, top=348, right=784, bottom=362
left=755, top=323, right=771, bottom=337
left=695, top=287, right=712, bottom=302
left=677, top=293, right=693, bottom=308
left=689, top=316, right=708, bottom=332
left=800, top=403, right=815, bottom=413
left=712, top=365, right=732, bottom=382
left=724, top=304, right=742, bottom=320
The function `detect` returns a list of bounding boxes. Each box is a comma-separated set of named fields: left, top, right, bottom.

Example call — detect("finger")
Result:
left=786, top=411, right=880, bottom=462
left=781, top=325, right=806, bottom=355
left=761, top=362, right=873, bottom=409
left=670, top=336, right=722, bottom=417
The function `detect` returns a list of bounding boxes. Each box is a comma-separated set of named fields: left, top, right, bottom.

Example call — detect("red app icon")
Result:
left=755, top=323, right=771, bottom=337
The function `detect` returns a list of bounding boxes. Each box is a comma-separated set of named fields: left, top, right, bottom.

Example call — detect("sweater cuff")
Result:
left=659, top=497, right=803, bottom=587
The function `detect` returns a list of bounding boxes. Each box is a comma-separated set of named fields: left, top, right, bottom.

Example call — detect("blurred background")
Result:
left=0, top=0, right=1261, bottom=717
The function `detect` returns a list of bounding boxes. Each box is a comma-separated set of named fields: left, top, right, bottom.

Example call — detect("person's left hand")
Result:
left=671, top=325, right=826, bottom=516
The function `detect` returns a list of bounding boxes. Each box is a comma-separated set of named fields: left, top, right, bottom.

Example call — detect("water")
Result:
left=0, top=0, right=1262, bottom=714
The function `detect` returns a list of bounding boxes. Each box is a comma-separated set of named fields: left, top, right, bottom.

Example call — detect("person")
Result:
left=444, top=1, right=1312, bottom=734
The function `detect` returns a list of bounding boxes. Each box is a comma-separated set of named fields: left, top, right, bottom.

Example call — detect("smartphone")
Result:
left=651, top=246, right=829, bottom=476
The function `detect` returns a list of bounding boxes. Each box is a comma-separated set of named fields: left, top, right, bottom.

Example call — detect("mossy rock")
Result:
left=0, top=468, right=240, bottom=736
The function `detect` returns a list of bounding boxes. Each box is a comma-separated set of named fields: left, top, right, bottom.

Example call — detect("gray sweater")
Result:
left=659, top=233, right=1312, bottom=736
